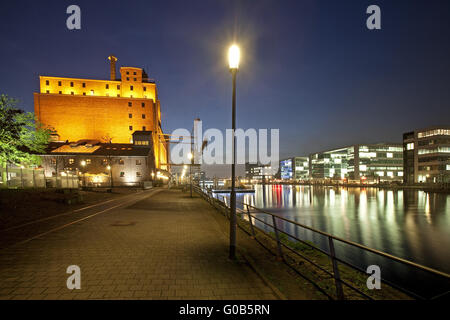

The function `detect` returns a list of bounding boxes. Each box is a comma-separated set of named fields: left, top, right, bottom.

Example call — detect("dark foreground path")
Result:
left=0, top=188, right=276, bottom=300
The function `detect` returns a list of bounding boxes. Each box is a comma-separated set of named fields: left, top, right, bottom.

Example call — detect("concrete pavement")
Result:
left=0, top=188, right=276, bottom=300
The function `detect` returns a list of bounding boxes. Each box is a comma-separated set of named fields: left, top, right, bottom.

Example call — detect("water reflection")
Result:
left=218, top=185, right=450, bottom=298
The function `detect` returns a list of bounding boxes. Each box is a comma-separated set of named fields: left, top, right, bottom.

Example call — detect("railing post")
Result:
left=272, top=216, right=284, bottom=261
left=328, top=236, right=345, bottom=300
left=246, top=205, right=256, bottom=239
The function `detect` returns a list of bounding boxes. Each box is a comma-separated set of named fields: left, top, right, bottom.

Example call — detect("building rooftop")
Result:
left=45, top=142, right=151, bottom=157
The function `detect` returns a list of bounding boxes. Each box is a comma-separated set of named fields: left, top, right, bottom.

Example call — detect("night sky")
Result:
left=1, top=0, right=449, bottom=177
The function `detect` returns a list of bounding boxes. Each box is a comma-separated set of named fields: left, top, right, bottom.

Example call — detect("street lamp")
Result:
left=188, top=152, right=193, bottom=197
left=228, top=44, right=240, bottom=259
left=107, top=165, right=113, bottom=188
left=81, top=160, right=86, bottom=187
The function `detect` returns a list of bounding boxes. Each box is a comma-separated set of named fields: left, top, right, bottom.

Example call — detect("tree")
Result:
left=0, top=95, right=52, bottom=184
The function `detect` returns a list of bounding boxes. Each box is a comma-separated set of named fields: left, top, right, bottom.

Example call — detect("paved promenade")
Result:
left=0, top=188, right=276, bottom=300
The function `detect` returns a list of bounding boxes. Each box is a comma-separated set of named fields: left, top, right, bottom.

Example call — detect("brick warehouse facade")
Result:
left=33, top=56, right=168, bottom=170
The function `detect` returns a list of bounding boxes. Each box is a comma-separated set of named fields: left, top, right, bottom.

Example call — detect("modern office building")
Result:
left=245, top=163, right=273, bottom=182
left=403, top=126, right=450, bottom=183
left=280, top=157, right=309, bottom=181
left=33, top=56, right=168, bottom=170
left=309, top=143, right=403, bottom=183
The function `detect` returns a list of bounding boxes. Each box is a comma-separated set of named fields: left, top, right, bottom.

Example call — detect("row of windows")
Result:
left=120, top=172, right=142, bottom=177
left=128, top=102, right=146, bottom=107
left=61, top=159, right=143, bottom=165
left=130, top=126, right=147, bottom=131
left=128, top=114, right=146, bottom=119
left=45, top=80, right=148, bottom=92
left=418, top=147, right=450, bottom=155
left=418, top=129, right=450, bottom=138
left=418, top=165, right=450, bottom=171
left=44, top=89, right=151, bottom=102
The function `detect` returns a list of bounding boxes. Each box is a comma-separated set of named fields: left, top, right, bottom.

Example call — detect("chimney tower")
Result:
left=108, top=55, right=118, bottom=81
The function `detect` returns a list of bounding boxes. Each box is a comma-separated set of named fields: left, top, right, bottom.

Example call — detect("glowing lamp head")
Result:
left=228, top=44, right=240, bottom=70
left=81, top=160, right=86, bottom=167
left=188, top=153, right=193, bottom=160
left=106, top=165, right=111, bottom=171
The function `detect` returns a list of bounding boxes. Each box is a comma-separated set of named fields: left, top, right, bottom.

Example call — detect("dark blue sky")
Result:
left=1, top=0, right=449, bottom=176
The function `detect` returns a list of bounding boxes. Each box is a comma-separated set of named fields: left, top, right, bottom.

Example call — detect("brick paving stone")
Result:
left=0, top=189, right=277, bottom=300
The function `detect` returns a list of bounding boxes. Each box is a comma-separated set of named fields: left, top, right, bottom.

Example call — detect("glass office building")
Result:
left=310, top=143, right=403, bottom=183
left=280, top=157, right=309, bottom=181
left=403, top=126, right=450, bottom=183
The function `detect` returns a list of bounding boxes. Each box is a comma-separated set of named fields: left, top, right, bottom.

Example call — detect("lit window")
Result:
left=90, top=90, right=94, bottom=96
left=69, top=159, right=75, bottom=164
left=119, top=159, right=124, bottom=165
left=360, top=165, right=367, bottom=171
left=387, top=153, right=393, bottom=158
left=86, top=159, right=91, bottom=164
left=406, top=143, right=414, bottom=150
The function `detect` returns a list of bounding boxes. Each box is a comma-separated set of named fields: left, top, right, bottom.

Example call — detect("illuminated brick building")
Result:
left=34, top=56, right=167, bottom=170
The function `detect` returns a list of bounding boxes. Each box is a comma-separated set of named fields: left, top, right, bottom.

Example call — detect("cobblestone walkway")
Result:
left=0, top=189, right=276, bottom=300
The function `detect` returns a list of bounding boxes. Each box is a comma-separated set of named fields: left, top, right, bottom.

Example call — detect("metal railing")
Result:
left=194, top=186, right=450, bottom=300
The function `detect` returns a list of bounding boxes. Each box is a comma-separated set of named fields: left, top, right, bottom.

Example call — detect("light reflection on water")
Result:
left=216, top=185, right=450, bottom=298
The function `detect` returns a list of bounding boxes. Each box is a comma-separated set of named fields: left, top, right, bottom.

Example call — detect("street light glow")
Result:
left=228, top=44, right=240, bottom=70
left=81, top=160, right=86, bottom=166
left=188, top=152, right=193, bottom=160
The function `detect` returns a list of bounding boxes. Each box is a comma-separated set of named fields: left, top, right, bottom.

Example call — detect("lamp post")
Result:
left=81, top=160, right=86, bottom=187
left=228, top=44, right=240, bottom=260
left=188, top=152, right=193, bottom=197
left=107, top=165, right=113, bottom=188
